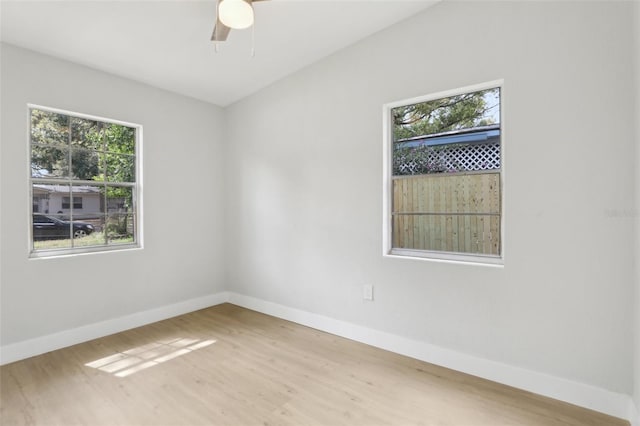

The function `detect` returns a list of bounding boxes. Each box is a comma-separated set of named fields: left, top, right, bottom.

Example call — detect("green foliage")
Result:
left=72, top=149, right=100, bottom=181
left=30, top=110, right=69, bottom=177
left=90, top=124, right=136, bottom=200
left=31, top=110, right=69, bottom=145
left=31, top=110, right=135, bottom=185
left=392, top=88, right=499, bottom=141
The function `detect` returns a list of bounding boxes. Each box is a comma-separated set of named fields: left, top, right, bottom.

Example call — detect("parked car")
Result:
left=33, top=214, right=95, bottom=240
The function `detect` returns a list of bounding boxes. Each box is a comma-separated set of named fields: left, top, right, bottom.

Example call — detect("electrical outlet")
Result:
left=363, top=284, right=374, bottom=301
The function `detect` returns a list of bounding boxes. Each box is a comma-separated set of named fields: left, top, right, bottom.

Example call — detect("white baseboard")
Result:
left=1, top=290, right=635, bottom=424
left=0, top=291, right=230, bottom=366
left=228, top=292, right=634, bottom=424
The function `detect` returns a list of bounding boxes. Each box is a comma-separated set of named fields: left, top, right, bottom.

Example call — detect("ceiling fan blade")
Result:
left=211, top=17, right=231, bottom=42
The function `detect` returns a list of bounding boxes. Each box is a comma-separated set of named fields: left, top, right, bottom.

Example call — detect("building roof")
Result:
left=395, top=124, right=500, bottom=147
left=33, top=184, right=101, bottom=194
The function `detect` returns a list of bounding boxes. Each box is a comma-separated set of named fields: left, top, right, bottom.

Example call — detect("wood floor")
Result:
left=0, top=304, right=629, bottom=426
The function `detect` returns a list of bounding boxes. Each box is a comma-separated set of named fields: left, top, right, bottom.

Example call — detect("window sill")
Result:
left=385, top=249, right=504, bottom=268
left=29, top=244, right=142, bottom=259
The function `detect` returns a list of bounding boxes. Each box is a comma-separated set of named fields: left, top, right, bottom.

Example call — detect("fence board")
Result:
left=391, top=172, right=501, bottom=256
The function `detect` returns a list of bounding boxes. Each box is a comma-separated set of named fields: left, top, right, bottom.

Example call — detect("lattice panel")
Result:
left=444, top=142, right=501, bottom=171
left=394, top=141, right=500, bottom=175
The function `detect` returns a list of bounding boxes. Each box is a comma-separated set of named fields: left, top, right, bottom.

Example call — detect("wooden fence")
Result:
left=392, top=171, right=501, bottom=256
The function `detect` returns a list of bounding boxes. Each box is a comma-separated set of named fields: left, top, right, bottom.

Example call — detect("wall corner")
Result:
left=633, top=0, right=640, bottom=421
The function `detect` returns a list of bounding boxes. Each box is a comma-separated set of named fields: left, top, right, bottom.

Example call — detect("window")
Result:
left=29, top=106, right=141, bottom=257
left=62, top=196, right=83, bottom=210
left=383, top=82, right=503, bottom=264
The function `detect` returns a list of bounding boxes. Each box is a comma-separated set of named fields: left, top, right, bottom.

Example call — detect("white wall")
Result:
left=0, top=44, right=227, bottom=346
left=225, top=0, right=636, bottom=397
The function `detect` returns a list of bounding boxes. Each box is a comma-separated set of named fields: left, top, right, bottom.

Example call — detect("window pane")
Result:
left=106, top=187, right=134, bottom=244
left=31, top=109, right=69, bottom=146
left=70, top=185, right=103, bottom=218
left=105, top=153, right=135, bottom=182
left=71, top=148, right=101, bottom=180
left=33, top=185, right=52, bottom=214
left=33, top=184, right=71, bottom=215
left=106, top=186, right=133, bottom=212
left=392, top=214, right=500, bottom=255
left=392, top=87, right=500, bottom=141
left=106, top=213, right=135, bottom=244
left=71, top=216, right=104, bottom=247
left=72, top=184, right=105, bottom=247
left=70, top=117, right=105, bottom=151
left=104, top=124, right=135, bottom=155
left=31, top=145, right=69, bottom=178
left=32, top=213, right=72, bottom=250
left=388, top=85, right=502, bottom=260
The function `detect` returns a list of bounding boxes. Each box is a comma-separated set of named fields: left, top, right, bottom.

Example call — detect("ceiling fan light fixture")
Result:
left=219, top=0, right=254, bottom=30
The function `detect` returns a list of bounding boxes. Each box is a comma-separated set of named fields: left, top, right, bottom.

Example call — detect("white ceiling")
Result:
left=0, top=0, right=438, bottom=106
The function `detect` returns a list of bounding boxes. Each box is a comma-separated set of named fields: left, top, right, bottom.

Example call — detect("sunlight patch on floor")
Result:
left=85, top=338, right=216, bottom=377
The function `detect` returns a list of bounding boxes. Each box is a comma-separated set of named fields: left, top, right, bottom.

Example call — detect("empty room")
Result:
left=1, top=0, right=639, bottom=425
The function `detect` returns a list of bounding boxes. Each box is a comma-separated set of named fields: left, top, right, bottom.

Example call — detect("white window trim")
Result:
left=27, top=104, right=144, bottom=259
left=382, top=80, right=505, bottom=266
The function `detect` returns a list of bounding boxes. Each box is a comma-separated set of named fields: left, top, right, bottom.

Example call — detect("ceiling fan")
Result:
left=211, top=0, right=269, bottom=42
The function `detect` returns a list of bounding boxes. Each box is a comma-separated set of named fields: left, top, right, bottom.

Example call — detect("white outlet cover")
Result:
left=363, top=284, right=374, bottom=301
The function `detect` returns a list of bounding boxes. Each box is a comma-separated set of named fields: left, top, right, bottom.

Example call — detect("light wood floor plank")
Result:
left=0, top=304, right=629, bottom=426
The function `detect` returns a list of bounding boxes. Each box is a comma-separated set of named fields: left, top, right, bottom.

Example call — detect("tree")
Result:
left=31, top=112, right=103, bottom=180
left=31, top=111, right=134, bottom=183
left=91, top=123, right=135, bottom=239
left=392, top=88, right=499, bottom=141
left=31, top=110, right=69, bottom=177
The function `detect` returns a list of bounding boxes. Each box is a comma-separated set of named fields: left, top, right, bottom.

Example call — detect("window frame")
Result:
left=28, top=104, right=143, bottom=258
left=382, top=80, right=505, bottom=266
